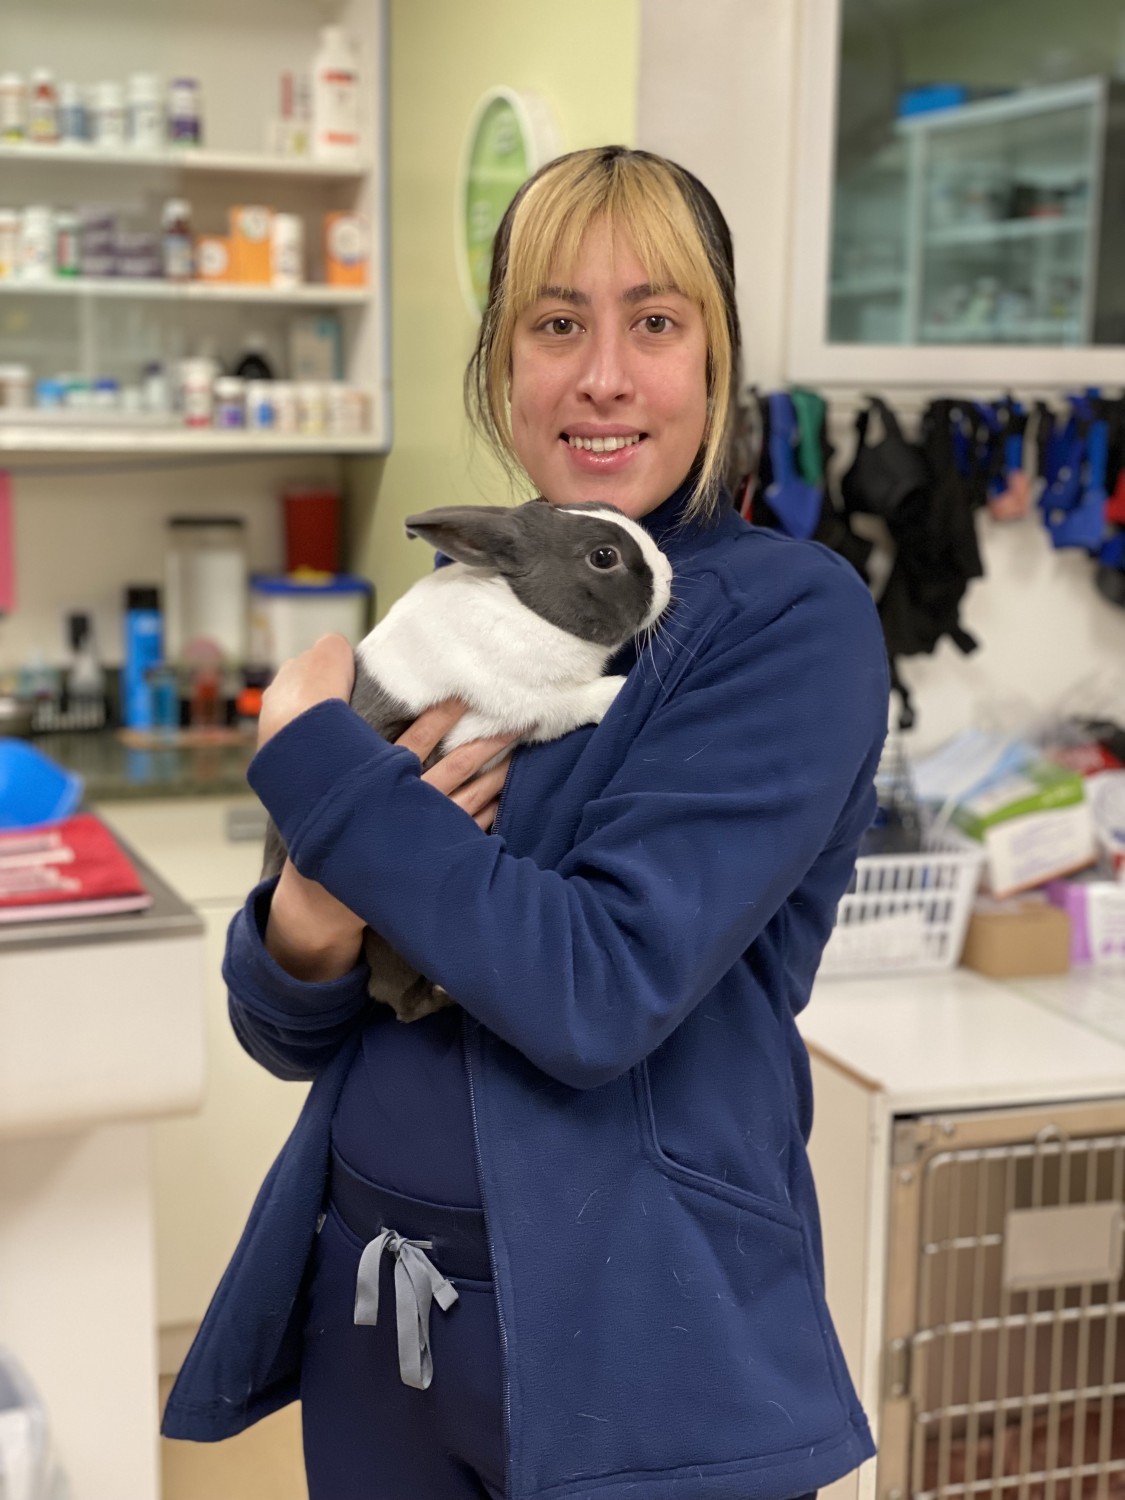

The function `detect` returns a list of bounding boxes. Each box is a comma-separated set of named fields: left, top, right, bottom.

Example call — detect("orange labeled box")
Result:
left=229, top=205, right=274, bottom=283
left=194, top=234, right=231, bottom=282
left=324, top=211, right=369, bottom=286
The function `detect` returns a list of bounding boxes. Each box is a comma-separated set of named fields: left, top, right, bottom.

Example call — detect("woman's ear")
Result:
left=404, top=506, right=523, bottom=570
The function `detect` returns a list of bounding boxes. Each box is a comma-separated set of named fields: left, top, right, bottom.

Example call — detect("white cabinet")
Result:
left=0, top=849, right=207, bottom=1500
left=97, top=796, right=309, bottom=1365
left=0, top=0, right=389, bottom=456
left=829, top=79, right=1125, bottom=349
left=801, top=967, right=1125, bottom=1500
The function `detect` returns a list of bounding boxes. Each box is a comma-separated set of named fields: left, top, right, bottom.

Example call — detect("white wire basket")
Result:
left=818, top=842, right=986, bottom=979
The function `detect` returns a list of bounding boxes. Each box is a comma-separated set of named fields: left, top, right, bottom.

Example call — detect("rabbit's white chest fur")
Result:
left=357, top=562, right=626, bottom=749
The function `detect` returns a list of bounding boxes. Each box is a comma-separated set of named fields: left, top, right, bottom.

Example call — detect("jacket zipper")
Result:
left=464, top=744, right=518, bottom=1497
left=465, top=1025, right=514, bottom=1498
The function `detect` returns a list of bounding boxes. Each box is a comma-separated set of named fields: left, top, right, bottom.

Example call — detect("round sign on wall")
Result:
left=457, top=88, right=559, bottom=318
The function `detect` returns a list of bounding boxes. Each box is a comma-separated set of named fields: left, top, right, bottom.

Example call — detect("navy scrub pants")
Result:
left=301, top=1149, right=820, bottom=1500
left=301, top=1152, right=507, bottom=1499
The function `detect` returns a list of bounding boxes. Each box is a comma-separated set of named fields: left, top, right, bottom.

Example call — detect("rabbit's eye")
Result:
left=588, top=546, right=622, bottom=571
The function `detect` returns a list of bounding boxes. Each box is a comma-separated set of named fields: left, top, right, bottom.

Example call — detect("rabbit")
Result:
left=261, top=498, right=674, bottom=1022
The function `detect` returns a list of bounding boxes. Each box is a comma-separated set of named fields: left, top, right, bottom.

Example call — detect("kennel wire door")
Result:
left=879, top=1100, right=1125, bottom=1500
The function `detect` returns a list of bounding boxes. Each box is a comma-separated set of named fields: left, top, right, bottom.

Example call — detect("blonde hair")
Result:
left=465, top=147, right=741, bottom=522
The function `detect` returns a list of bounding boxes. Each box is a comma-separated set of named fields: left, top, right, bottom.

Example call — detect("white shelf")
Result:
left=0, top=277, right=368, bottom=306
left=0, top=425, right=386, bottom=456
left=920, top=317, right=1081, bottom=343
left=0, top=142, right=368, bottom=180
left=830, top=271, right=907, bottom=299
left=925, top=215, right=1088, bottom=248
left=896, top=76, right=1104, bottom=135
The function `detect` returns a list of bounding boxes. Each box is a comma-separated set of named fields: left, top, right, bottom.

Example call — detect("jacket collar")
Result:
left=639, top=478, right=739, bottom=562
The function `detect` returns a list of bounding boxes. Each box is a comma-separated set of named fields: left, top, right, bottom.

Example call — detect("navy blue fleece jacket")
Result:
left=163, top=487, right=888, bottom=1500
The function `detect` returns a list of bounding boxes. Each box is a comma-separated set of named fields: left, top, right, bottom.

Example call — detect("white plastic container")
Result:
left=270, top=213, right=304, bottom=287
left=311, top=26, right=361, bottom=162
left=271, top=381, right=298, bottom=432
left=0, top=365, right=31, bottom=410
left=18, top=207, right=53, bottom=281
left=92, top=81, right=126, bottom=148
left=244, top=380, right=275, bottom=430
left=178, top=357, right=217, bottom=428
left=0, top=74, right=26, bottom=142
left=297, top=381, right=327, bottom=435
left=0, top=211, right=20, bottom=280
left=127, top=73, right=164, bottom=150
left=164, top=515, right=248, bottom=663
left=27, top=69, right=59, bottom=144
left=249, top=573, right=371, bottom=669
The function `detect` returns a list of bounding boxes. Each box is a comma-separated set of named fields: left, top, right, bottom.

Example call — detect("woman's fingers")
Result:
left=437, top=751, right=511, bottom=813
left=258, top=633, right=356, bottom=749
left=392, top=699, right=467, bottom=763
left=471, top=798, right=501, bottom=833
left=393, top=702, right=518, bottom=828
left=421, top=735, right=517, bottom=799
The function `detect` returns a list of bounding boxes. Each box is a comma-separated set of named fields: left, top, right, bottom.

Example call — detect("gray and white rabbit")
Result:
left=261, top=497, right=673, bottom=1021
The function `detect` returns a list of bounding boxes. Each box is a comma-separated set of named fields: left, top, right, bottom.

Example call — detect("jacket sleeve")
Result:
left=248, top=561, right=888, bottom=1089
left=222, top=878, right=377, bottom=1081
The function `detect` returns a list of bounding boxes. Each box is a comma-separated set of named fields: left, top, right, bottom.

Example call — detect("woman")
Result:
left=163, top=146, right=889, bottom=1500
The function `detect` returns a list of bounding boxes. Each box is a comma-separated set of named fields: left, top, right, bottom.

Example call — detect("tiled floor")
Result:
left=159, top=1377, right=308, bottom=1500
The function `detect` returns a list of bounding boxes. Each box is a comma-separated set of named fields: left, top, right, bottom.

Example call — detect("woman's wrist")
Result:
left=265, top=859, right=366, bottom=982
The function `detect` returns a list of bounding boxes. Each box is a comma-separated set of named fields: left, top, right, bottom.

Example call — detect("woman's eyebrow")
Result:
left=537, top=285, right=590, bottom=306
left=534, top=282, right=685, bottom=306
left=622, top=282, right=685, bottom=303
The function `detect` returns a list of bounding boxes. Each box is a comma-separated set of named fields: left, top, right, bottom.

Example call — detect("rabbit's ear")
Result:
left=404, top=506, right=523, bottom=569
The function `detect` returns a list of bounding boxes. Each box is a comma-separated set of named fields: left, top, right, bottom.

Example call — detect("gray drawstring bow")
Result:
left=353, top=1228, right=459, bottom=1389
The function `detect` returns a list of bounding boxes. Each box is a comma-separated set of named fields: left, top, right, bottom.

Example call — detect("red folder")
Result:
left=0, top=813, right=153, bottom=923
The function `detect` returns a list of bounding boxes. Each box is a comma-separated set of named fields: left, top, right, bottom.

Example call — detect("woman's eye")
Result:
left=588, top=546, right=622, bottom=571
left=546, top=317, right=577, bottom=335
left=641, top=315, right=671, bottom=333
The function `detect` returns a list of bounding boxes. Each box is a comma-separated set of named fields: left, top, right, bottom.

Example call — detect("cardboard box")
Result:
left=960, top=897, right=1071, bottom=978
left=953, top=760, right=1097, bottom=898
left=288, top=314, right=342, bottom=381
left=229, top=205, right=274, bottom=283
left=324, top=211, right=369, bottom=286
left=194, top=235, right=231, bottom=283
left=1047, top=879, right=1125, bottom=967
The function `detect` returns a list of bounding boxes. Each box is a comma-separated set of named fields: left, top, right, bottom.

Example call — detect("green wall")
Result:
left=350, top=0, right=639, bottom=621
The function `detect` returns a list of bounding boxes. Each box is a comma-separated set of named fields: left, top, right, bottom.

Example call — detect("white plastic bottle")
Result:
left=311, top=26, right=361, bottom=163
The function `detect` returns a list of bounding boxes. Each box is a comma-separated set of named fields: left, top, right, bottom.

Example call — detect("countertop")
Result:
left=800, top=965, right=1125, bottom=1113
left=0, top=837, right=204, bottom=953
left=32, top=727, right=255, bottom=801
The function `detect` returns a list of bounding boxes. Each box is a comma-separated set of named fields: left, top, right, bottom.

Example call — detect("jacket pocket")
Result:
left=633, top=1060, right=804, bottom=1233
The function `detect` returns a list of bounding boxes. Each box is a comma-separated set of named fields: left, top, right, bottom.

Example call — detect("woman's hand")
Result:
left=258, top=633, right=355, bottom=750
left=395, top=699, right=518, bottom=833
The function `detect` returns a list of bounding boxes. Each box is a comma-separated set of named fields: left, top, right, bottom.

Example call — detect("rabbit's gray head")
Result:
left=404, top=500, right=673, bottom=649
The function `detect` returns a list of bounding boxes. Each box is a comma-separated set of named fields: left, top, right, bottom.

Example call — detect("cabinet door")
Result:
left=152, top=898, right=309, bottom=1333
left=94, top=797, right=307, bottom=1340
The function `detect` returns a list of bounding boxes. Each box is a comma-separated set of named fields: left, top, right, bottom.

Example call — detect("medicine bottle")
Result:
left=161, top=199, right=193, bottom=280
left=27, top=69, right=59, bottom=144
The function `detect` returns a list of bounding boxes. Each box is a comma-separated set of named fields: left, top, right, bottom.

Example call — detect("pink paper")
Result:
left=0, top=471, right=12, bottom=614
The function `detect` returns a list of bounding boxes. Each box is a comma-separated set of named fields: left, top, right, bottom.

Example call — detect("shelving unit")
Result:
left=0, top=278, right=368, bottom=306
left=0, top=141, right=370, bottom=179
left=0, top=424, right=382, bottom=455
left=0, top=0, right=390, bottom=457
left=828, top=77, right=1125, bottom=348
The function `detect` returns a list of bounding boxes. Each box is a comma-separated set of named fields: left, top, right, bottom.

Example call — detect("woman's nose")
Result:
left=574, top=326, right=634, bottom=404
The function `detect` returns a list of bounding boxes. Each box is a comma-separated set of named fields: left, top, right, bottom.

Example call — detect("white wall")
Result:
left=637, top=0, right=1125, bottom=756
left=0, top=455, right=338, bottom=671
